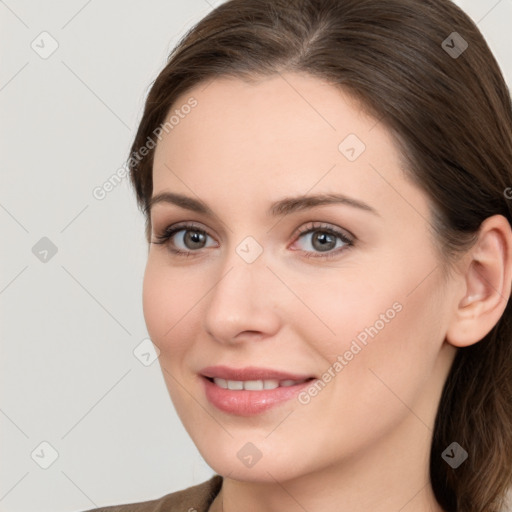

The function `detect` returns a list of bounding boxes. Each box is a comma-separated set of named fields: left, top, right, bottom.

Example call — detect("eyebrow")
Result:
left=146, top=191, right=379, bottom=217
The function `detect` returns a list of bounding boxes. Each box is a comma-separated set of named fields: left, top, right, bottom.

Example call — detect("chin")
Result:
left=195, top=439, right=311, bottom=483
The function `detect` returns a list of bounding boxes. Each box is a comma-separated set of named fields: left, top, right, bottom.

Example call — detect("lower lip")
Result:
left=202, top=376, right=313, bottom=416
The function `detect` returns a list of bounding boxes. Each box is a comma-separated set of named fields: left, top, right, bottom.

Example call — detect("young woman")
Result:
left=83, top=0, right=512, bottom=511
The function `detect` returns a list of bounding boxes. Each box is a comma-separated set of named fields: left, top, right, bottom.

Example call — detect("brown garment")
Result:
left=80, top=475, right=223, bottom=512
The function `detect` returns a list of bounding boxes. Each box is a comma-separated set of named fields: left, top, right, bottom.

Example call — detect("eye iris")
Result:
left=312, top=231, right=336, bottom=252
left=184, top=230, right=206, bottom=249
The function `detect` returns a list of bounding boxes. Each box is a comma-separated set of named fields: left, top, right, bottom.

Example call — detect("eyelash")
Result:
left=151, top=221, right=355, bottom=260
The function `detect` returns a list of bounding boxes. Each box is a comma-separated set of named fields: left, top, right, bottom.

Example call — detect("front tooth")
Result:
left=227, top=380, right=244, bottom=390
left=213, top=378, right=296, bottom=390
left=244, top=380, right=264, bottom=390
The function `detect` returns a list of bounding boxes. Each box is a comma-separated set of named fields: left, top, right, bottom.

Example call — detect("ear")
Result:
left=446, top=214, right=512, bottom=348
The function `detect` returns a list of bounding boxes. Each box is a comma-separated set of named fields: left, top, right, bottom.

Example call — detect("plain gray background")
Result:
left=1, top=1, right=511, bottom=511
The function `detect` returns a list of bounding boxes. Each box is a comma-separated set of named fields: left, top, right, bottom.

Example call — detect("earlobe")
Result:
left=446, top=215, right=512, bottom=348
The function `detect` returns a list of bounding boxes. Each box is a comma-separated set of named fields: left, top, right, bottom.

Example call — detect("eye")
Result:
left=151, top=221, right=355, bottom=260
left=151, top=222, right=217, bottom=256
left=290, top=222, right=354, bottom=259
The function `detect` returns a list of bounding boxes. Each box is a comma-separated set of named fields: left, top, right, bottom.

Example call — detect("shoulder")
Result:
left=78, top=474, right=223, bottom=512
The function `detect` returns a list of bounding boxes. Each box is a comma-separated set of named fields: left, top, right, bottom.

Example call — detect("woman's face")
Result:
left=143, top=72, right=458, bottom=482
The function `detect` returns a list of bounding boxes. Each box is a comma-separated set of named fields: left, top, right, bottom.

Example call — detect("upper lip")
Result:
left=201, top=365, right=314, bottom=381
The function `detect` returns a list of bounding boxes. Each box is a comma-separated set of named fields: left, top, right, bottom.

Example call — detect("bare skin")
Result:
left=142, top=72, right=512, bottom=512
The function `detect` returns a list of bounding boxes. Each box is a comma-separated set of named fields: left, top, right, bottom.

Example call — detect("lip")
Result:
left=200, top=365, right=316, bottom=416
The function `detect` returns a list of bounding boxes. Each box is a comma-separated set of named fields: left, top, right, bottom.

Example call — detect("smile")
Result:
left=201, top=375, right=316, bottom=416
left=211, top=377, right=311, bottom=390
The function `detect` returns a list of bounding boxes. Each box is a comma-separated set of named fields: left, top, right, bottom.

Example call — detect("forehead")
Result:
left=151, top=72, right=425, bottom=221
left=154, top=72, right=379, bottom=165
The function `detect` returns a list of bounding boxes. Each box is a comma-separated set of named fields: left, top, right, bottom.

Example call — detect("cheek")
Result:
left=339, top=281, right=442, bottom=412
left=142, top=262, right=167, bottom=342
left=309, top=256, right=443, bottom=398
left=299, top=268, right=403, bottom=358
left=142, top=259, right=197, bottom=352
left=285, top=276, right=444, bottom=468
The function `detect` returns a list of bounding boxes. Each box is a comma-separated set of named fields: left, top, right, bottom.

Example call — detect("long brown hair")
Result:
left=127, top=1, right=512, bottom=510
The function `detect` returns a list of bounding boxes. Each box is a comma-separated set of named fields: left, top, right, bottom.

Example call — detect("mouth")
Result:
left=199, top=366, right=317, bottom=416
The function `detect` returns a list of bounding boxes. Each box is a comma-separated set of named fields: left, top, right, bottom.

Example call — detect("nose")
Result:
left=202, top=249, right=282, bottom=345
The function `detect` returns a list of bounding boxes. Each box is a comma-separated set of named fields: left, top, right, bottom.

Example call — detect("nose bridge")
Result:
left=202, top=236, right=280, bottom=342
